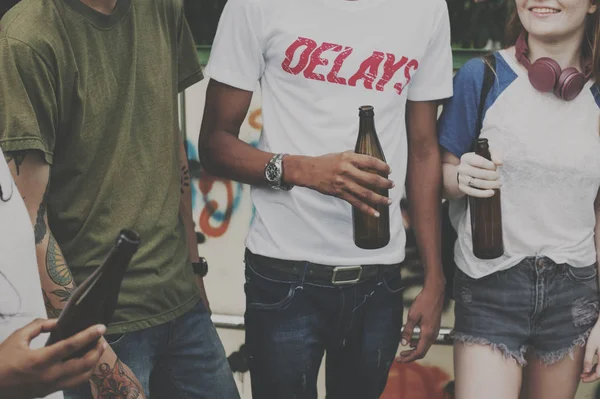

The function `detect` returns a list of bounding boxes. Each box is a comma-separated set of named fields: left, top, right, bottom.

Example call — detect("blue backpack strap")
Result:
left=442, top=53, right=497, bottom=299
left=476, top=53, right=497, bottom=139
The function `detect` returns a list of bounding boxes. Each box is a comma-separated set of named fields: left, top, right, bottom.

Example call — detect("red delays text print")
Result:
left=281, top=37, right=419, bottom=95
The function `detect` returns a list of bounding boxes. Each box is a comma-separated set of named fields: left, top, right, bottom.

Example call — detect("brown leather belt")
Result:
left=246, top=251, right=401, bottom=286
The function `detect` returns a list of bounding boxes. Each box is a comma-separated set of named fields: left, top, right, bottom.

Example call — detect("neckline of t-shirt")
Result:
left=322, top=0, right=389, bottom=11
left=498, top=48, right=527, bottom=78
left=62, top=0, right=131, bottom=29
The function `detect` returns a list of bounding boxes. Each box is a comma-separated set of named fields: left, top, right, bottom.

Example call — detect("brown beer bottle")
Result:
left=469, top=138, right=504, bottom=259
left=46, top=229, right=140, bottom=356
left=353, top=105, right=390, bottom=249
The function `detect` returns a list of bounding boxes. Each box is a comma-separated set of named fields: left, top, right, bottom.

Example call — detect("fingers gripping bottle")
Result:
left=469, top=138, right=504, bottom=259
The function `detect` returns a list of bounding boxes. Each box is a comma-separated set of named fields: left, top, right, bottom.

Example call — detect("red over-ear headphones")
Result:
left=515, top=30, right=592, bottom=101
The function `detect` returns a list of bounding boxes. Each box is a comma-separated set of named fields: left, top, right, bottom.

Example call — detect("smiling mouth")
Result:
left=529, top=7, right=561, bottom=15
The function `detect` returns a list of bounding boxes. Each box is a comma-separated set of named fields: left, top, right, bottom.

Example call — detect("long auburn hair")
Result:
left=504, top=2, right=600, bottom=82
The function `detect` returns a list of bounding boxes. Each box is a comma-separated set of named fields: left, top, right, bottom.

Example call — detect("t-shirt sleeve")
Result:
left=0, top=38, right=57, bottom=164
left=177, top=7, right=203, bottom=92
left=407, top=0, right=453, bottom=101
left=438, top=58, right=486, bottom=158
left=203, top=0, right=265, bottom=92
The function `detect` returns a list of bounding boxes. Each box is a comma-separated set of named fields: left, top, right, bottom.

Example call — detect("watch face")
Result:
left=265, top=163, right=279, bottom=182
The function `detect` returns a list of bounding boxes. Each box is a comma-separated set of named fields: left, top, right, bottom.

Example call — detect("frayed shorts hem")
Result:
left=451, top=329, right=592, bottom=366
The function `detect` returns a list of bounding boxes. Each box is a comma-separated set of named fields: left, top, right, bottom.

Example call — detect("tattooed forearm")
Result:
left=44, top=234, right=76, bottom=305
left=5, top=151, right=27, bottom=175
left=34, top=179, right=50, bottom=244
left=43, top=231, right=76, bottom=309
left=51, top=286, right=75, bottom=303
left=180, top=165, right=190, bottom=194
left=42, top=289, right=62, bottom=319
left=91, top=360, right=142, bottom=399
left=46, top=234, right=73, bottom=286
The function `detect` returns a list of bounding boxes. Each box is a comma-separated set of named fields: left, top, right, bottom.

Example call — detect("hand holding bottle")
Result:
left=457, top=149, right=503, bottom=198
left=0, top=319, right=106, bottom=399
left=288, top=150, right=394, bottom=216
left=465, top=139, right=505, bottom=259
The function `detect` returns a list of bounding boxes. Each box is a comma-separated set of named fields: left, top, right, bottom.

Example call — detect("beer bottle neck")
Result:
left=474, top=144, right=491, bottom=160
left=359, top=116, right=375, bottom=134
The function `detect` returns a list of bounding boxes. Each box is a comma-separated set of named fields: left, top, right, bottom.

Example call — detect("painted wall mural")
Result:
left=185, top=109, right=261, bottom=241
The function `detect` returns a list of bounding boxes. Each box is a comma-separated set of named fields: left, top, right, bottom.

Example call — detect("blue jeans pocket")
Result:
left=245, top=257, right=299, bottom=311
left=566, top=264, right=598, bottom=282
left=381, top=270, right=404, bottom=294
left=565, top=264, right=599, bottom=296
left=105, top=333, right=127, bottom=346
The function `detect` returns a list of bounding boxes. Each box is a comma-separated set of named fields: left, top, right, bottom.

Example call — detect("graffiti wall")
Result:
left=184, top=77, right=259, bottom=317
left=183, top=76, right=599, bottom=398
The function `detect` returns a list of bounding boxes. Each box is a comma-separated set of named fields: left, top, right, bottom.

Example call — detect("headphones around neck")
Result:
left=515, top=30, right=592, bottom=101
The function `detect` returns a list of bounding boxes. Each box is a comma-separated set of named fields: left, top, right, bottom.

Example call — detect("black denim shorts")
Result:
left=453, top=257, right=600, bottom=365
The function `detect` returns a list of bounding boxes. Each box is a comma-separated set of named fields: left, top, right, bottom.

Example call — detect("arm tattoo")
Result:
left=46, top=234, right=72, bottom=286
left=5, top=151, right=27, bottom=175
left=91, top=360, right=142, bottom=399
left=34, top=179, right=50, bottom=244
left=180, top=165, right=190, bottom=194
left=42, top=289, right=62, bottom=319
left=51, top=286, right=75, bottom=303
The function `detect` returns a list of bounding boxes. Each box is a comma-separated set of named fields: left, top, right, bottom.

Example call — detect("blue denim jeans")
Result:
left=453, top=257, right=600, bottom=365
left=244, top=250, right=405, bottom=399
left=64, top=301, right=239, bottom=399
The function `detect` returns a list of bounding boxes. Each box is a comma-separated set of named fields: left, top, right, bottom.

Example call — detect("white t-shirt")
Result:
left=439, top=49, right=600, bottom=279
left=205, top=0, right=453, bottom=265
left=0, top=154, right=63, bottom=399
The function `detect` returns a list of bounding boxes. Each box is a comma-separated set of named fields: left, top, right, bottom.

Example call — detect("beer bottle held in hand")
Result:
left=46, top=229, right=140, bottom=356
left=353, top=105, right=390, bottom=249
left=469, top=138, right=504, bottom=259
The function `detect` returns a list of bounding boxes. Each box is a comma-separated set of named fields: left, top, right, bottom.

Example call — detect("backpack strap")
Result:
left=475, top=53, right=497, bottom=139
left=442, top=53, right=498, bottom=300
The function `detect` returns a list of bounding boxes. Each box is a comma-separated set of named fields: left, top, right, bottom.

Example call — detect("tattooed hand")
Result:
left=90, top=359, right=144, bottom=399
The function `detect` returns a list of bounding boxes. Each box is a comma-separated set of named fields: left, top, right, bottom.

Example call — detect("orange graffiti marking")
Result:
left=249, top=108, right=263, bottom=130
left=381, top=362, right=452, bottom=399
left=198, top=174, right=234, bottom=238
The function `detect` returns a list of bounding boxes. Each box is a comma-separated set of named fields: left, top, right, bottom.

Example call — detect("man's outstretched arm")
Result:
left=5, top=150, right=146, bottom=399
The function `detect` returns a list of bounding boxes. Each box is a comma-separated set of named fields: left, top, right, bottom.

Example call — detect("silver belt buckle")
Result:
left=331, top=265, right=363, bottom=286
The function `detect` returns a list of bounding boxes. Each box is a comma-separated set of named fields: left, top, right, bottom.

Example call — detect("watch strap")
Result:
left=192, top=258, right=208, bottom=276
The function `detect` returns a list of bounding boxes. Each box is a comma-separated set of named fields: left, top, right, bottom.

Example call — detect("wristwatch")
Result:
left=265, top=153, right=293, bottom=191
left=192, top=257, right=208, bottom=277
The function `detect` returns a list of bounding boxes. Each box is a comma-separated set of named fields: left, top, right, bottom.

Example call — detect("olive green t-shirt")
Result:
left=0, top=0, right=203, bottom=334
